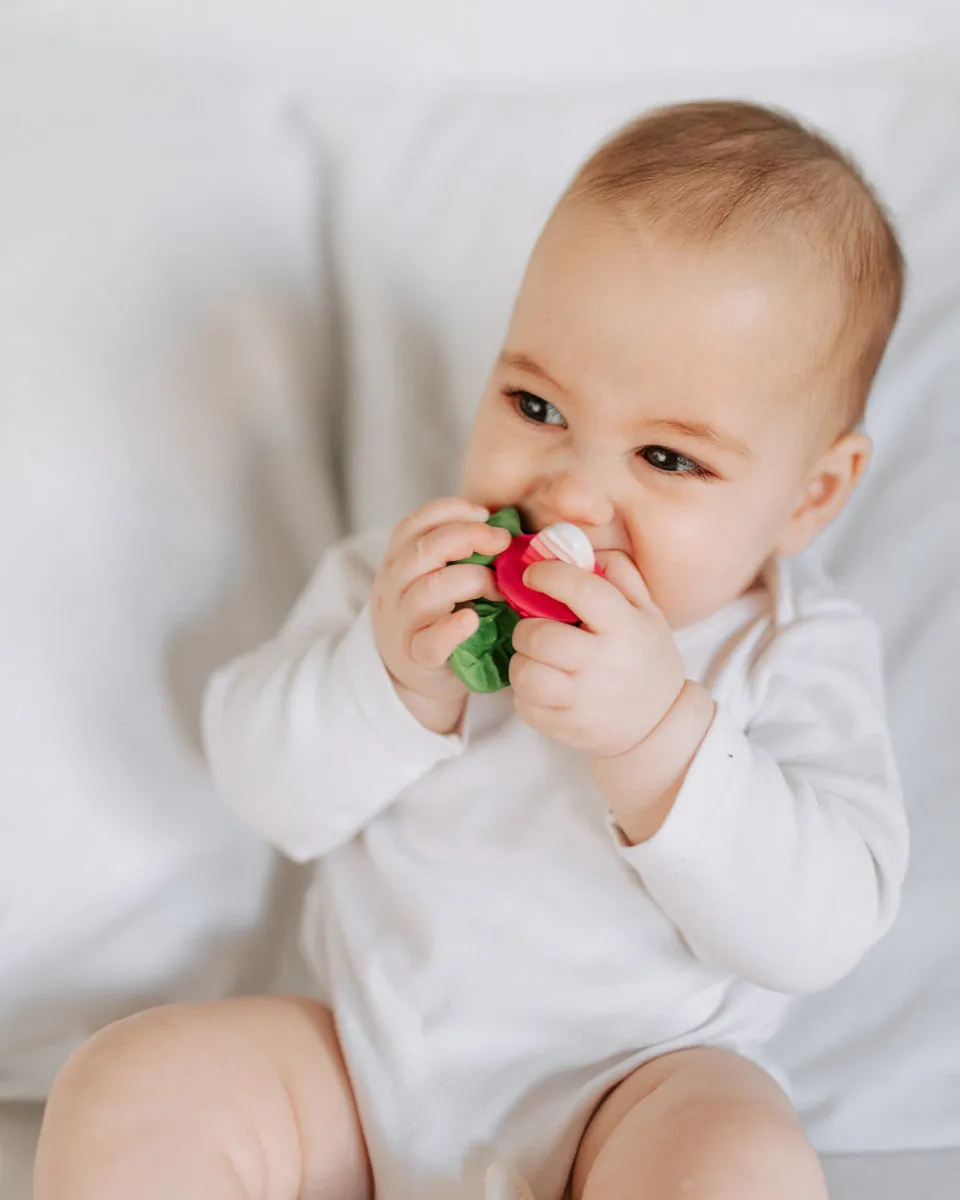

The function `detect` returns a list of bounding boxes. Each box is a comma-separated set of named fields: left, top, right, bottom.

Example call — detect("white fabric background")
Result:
left=0, top=37, right=329, bottom=1100
left=5, top=0, right=960, bottom=80
left=1, top=2, right=959, bottom=1196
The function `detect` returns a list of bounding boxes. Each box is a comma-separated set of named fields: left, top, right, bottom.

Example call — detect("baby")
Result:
left=35, top=101, right=909, bottom=1200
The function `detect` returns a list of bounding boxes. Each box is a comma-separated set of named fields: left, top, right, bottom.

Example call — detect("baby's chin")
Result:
left=663, top=577, right=767, bottom=631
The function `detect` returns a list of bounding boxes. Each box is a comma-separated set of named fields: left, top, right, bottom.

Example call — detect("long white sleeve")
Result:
left=619, top=596, right=909, bottom=995
left=202, top=530, right=462, bottom=862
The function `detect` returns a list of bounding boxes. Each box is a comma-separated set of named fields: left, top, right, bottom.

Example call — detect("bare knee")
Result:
left=36, top=998, right=365, bottom=1200
left=36, top=1003, right=272, bottom=1198
left=45, top=1004, right=204, bottom=1118
left=47, top=997, right=343, bottom=1118
left=668, top=1088, right=825, bottom=1200
left=573, top=1048, right=826, bottom=1200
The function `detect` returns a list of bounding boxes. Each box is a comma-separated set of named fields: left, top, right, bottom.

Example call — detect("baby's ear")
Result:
left=775, top=432, right=871, bottom=557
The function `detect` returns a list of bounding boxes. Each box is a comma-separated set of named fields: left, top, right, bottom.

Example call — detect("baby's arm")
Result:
left=615, top=602, right=908, bottom=994
left=202, top=529, right=456, bottom=861
left=203, top=499, right=507, bottom=861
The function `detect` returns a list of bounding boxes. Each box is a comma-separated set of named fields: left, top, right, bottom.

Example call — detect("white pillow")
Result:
left=7, top=0, right=952, bottom=83
left=306, top=63, right=960, bottom=1152
left=0, top=35, right=331, bottom=1098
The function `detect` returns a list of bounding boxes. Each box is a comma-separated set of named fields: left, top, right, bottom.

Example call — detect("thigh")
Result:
left=34, top=995, right=370, bottom=1200
left=570, top=1047, right=826, bottom=1200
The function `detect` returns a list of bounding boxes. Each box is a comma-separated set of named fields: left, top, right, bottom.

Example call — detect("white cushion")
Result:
left=306, top=63, right=960, bottom=1152
left=0, top=35, right=331, bottom=1098
left=7, top=1, right=955, bottom=83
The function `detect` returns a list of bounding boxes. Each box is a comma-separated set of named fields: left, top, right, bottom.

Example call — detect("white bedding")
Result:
left=0, top=36, right=326, bottom=1098
left=1, top=2, right=958, bottom=1194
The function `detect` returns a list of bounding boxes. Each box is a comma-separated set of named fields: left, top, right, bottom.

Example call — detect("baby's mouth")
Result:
left=512, top=505, right=535, bottom=535
left=515, top=507, right=627, bottom=558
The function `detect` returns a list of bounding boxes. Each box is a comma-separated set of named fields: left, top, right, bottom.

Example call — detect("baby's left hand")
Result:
left=510, top=552, right=686, bottom=760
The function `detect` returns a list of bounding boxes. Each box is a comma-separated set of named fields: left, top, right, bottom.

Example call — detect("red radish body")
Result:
left=494, top=533, right=603, bottom=623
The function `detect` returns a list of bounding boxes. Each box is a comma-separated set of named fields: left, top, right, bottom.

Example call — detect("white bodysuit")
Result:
left=203, top=529, right=908, bottom=1200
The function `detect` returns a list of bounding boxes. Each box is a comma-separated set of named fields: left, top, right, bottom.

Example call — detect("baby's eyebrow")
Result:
left=499, top=353, right=753, bottom=459
left=498, top=351, right=567, bottom=394
left=648, top=418, right=754, bottom=459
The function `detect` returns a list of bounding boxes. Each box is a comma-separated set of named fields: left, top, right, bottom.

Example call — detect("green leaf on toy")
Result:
left=448, top=507, right=525, bottom=692
left=449, top=600, right=521, bottom=693
left=458, top=506, right=523, bottom=565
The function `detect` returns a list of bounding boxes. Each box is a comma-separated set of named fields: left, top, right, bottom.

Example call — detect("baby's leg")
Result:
left=33, top=996, right=370, bottom=1200
left=570, top=1047, right=827, bottom=1200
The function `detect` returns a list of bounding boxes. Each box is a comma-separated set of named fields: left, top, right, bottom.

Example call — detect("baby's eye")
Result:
left=510, top=390, right=567, bottom=427
left=639, top=445, right=709, bottom=478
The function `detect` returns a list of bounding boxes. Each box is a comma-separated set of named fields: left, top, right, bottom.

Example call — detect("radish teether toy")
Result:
left=448, top=508, right=602, bottom=693
left=494, top=523, right=600, bottom=623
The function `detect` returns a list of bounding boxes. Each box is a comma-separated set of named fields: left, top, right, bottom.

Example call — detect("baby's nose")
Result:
left=541, top=464, right=616, bottom=529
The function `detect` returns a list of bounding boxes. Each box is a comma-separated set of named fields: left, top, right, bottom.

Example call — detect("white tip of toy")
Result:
left=530, top=523, right=595, bottom=571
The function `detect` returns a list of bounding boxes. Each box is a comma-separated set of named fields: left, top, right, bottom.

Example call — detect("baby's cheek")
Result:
left=456, top=454, right=488, bottom=508
left=626, top=505, right=702, bottom=576
left=627, top=511, right=729, bottom=624
left=459, top=446, right=527, bottom=513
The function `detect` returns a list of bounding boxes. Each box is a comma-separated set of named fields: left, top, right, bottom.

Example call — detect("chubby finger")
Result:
left=522, top=559, right=629, bottom=634
left=394, top=521, right=512, bottom=592
left=512, top=698, right=578, bottom=745
left=389, top=497, right=490, bottom=553
left=409, top=608, right=479, bottom=669
left=509, top=654, right=575, bottom=709
left=404, top=563, right=502, bottom=631
left=513, top=701, right=594, bottom=751
left=511, top=618, right=592, bottom=672
left=594, top=550, right=653, bottom=609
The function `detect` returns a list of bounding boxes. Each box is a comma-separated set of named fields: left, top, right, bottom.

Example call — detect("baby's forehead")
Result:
left=510, top=225, right=846, bottom=446
left=530, top=200, right=838, bottom=308
left=522, top=215, right=842, bottom=383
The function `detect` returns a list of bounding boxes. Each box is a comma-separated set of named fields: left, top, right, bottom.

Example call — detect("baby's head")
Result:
left=460, top=100, right=904, bottom=627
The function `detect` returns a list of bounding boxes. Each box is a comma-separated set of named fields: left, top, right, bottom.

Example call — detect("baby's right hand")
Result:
left=371, top=497, right=511, bottom=734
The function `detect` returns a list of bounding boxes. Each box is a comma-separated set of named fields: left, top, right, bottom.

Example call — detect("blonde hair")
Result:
left=569, top=100, right=904, bottom=428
